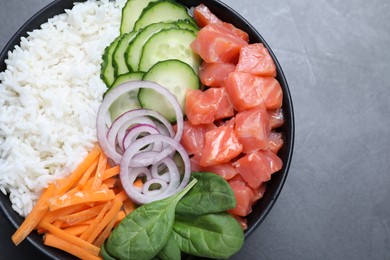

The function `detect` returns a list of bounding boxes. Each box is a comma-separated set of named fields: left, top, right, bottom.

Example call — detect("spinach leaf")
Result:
left=175, top=172, right=236, bottom=216
left=172, top=212, right=244, bottom=259
left=101, top=241, right=117, bottom=260
left=157, top=234, right=181, bottom=260
left=105, top=179, right=197, bottom=260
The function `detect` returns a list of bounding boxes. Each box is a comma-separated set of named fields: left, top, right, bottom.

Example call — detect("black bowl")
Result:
left=0, top=0, right=294, bottom=259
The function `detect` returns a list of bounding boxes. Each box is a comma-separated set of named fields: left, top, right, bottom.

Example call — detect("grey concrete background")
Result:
left=1, top=0, right=390, bottom=259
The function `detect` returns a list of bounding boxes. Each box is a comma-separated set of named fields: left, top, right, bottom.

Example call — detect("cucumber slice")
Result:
left=139, top=28, right=201, bottom=73
left=175, top=19, right=199, bottom=33
left=139, top=59, right=200, bottom=122
left=113, top=31, right=138, bottom=77
left=108, top=72, right=144, bottom=121
left=125, top=22, right=179, bottom=71
left=134, top=1, right=193, bottom=31
left=101, top=36, right=121, bottom=87
left=120, top=0, right=157, bottom=35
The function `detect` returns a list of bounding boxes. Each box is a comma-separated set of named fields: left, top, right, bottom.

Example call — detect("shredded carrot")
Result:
left=55, top=144, right=101, bottom=195
left=60, top=217, right=95, bottom=229
left=116, top=210, right=126, bottom=223
left=39, top=221, right=100, bottom=256
left=79, top=201, right=112, bottom=241
left=133, top=178, right=144, bottom=189
left=114, top=190, right=129, bottom=203
left=59, top=203, right=107, bottom=225
left=78, top=158, right=99, bottom=188
left=48, top=189, right=115, bottom=211
left=91, top=152, right=108, bottom=190
left=93, top=211, right=118, bottom=248
left=44, top=233, right=101, bottom=260
left=40, top=204, right=89, bottom=225
left=87, top=200, right=122, bottom=243
left=103, top=165, right=120, bottom=180
left=103, top=177, right=118, bottom=188
left=123, top=198, right=136, bottom=215
left=62, top=225, right=89, bottom=236
left=11, top=143, right=135, bottom=259
left=11, top=183, right=55, bottom=245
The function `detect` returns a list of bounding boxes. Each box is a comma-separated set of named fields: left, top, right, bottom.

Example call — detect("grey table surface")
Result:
left=1, top=0, right=390, bottom=259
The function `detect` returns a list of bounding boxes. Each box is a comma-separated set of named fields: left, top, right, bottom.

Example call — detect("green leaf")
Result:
left=101, top=241, right=117, bottom=260
left=172, top=213, right=244, bottom=259
left=175, top=172, right=236, bottom=216
left=157, top=234, right=181, bottom=260
left=105, top=179, right=197, bottom=260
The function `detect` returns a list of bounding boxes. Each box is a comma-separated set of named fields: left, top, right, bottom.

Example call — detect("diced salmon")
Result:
left=235, top=106, right=270, bottom=154
left=190, top=23, right=248, bottom=64
left=234, top=150, right=283, bottom=189
left=185, top=89, right=219, bottom=125
left=268, top=131, right=284, bottom=154
left=193, top=3, right=249, bottom=42
left=200, top=124, right=243, bottom=167
left=228, top=179, right=254, bottom=216
left=235, top=43, right=277, bottom=77
left=213, top=88, right=235, bottom=120
left=199, top=62, right=235, bottom=87
left=224, top=72, right=283, bottom=111
left=180, top=120, right=216, bottom=155
left=268, top=108, right=284, bottom=129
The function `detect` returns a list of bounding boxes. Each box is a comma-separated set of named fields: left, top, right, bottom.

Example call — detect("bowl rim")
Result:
left=0, top=0, right=294, bottom=258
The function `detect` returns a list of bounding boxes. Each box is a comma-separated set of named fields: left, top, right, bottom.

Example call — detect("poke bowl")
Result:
left=0, top=0, right=294, bottom=259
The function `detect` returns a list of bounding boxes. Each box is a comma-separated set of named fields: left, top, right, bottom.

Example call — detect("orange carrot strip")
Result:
left=93, top=211, right=118, bottom=247
left=44, top=233, right=101, bottom=260
left=133, top=178, right=144, bottom=189
left=103, top=177, right=118, bottom=188
left=114, top=190, right=129, bottom=203
left=87, top=200, right=122, bottom=243
left=123, top=199, right=136, bottom=215
left=11, top=183, right=55, bottom=245
left=91, top=152, right=107, bottom=190
left=40, top=204, right=89, bottom=225
left=102, top=165, right=120, bottom=180
left=62, top=224, right=89, bottom=236
left=48, top=189, right=115, bottom=211
left=79, top=201, right=112, bottom=241
left=117, top=210, right=126, bottom=223
left=59, top=203, right=106, bottom=225
left=53, top=220, right=64, bottom=228
left=60, top=217, right=95, bottom=229
left=39, top=221, right=100, bottom=256
left=78, top=158, right=99, bottom=188
left=55, top=144, right=101, bottom=195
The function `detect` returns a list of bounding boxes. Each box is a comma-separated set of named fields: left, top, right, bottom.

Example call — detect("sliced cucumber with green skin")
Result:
left=108, top=72, right=144, bottom=121
left=113, top=31, right=138, bottom=77
left=175, top=19, right=199, bottom=33
left=139, top=59, right=200, bottom=122
left=120, top=0, right=158, bottom=35
left=125, top=22, right=179, bottom=72
left=134, top=0, right=194, bottom=31
left=139, top=28, right=201, bottom=74
left=101, top=35, right=121, bottom=87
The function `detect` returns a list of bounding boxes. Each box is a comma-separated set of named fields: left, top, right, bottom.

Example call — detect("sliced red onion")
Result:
left=117, top=117, right=156, bottom=151
left=122, top=124, right=161, bottom=152
left=97, top=80, right=190, bottom=205
left=97, top=81, right=184, bottom=165
left=120, top=134, right=191, bottom=205
left=126, top=167, right=152, bottom=193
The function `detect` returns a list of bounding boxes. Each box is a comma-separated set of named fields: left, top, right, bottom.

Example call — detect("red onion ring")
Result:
left=119, top=134, right=191, bottom=205
left=97, top=81, right=184, bottom=165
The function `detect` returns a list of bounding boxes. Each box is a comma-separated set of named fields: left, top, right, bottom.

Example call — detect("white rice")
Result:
left=0, top=0, right=126, bottom=217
